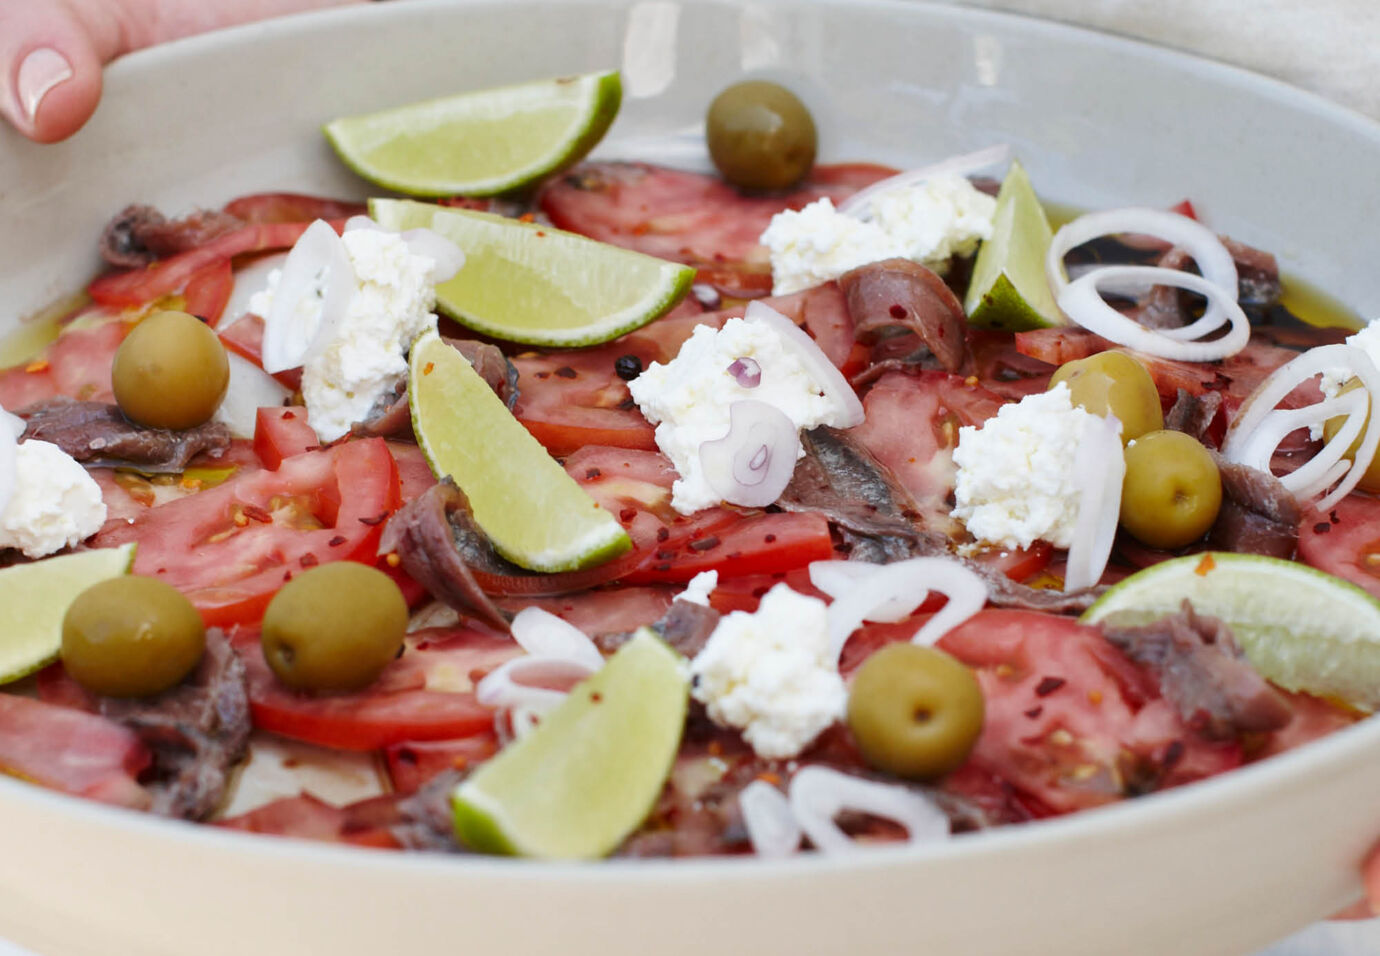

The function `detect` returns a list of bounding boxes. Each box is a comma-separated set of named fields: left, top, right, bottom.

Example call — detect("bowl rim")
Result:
left=6, top=0, right=1380, bottom=882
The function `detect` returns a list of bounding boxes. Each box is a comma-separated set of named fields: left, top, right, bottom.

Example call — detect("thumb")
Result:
left=0, top=1, right=105, bottom=143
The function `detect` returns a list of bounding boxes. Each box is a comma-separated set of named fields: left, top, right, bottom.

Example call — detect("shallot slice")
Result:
left=261, top=219, right=356, bottom=373
left=509, top=607, right=604, bottom=670
left=699, top=400, right=801, bottom=508
left=740, top=780, right=803, bottom=859
left=812, top=557, right=988, bottom=660
left=1223, top=343, right=1380, bottom=511
left=836, top=144, right=1011, bottom=218
left=0, top=407, right=20, bottom=517
left=744, top=301, right=865, bottom=427
left=476, top=656, right=596, bottom=712
left=727, top=357, right=762, bottom=389
left=1056, top=265, right=1250, bottom=361
left=788, top=766, right=950, bottom=855
left=345, top=215, right=465, bottom=283
left=1063, top=414, right=1125, bottom=592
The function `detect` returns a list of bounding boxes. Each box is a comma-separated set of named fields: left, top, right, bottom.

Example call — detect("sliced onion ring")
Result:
left=1064, top=413, right=1125, bottom=592
left=740, top=780, right=802, bottom=859
left=475, top=657, right=590, bottom=712
left=1223, top=343, right=1380, bottom=511
left=699, top=399, right=801, bottom=508
left=1057, top=265, right=1250, bottom=361
left=744, top=301, right=865, bottom=427
left=261, top=219, right=355, bottom=373
left=788, top=766, right=950, bottom=855
left=836, top=144, right=1010, bottom=219
left=0, top=409, right=19, bottom=517
left=509, top=607, right=604, bottom=670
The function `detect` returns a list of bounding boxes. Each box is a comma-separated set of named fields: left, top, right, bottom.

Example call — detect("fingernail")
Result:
left=16, top=48, right=73, bottom=124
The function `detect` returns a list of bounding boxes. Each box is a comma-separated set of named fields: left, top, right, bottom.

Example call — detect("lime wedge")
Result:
left=371, top=199, right=694, bottom=347
left=964, top=159, right=1065, bottom=330
left=452, top=629, right=688, bottom=858
left=409, top=328, right=631, bottom=572
left=324, top=70, right=622, bottom=197
left=0, top=544, right=136, bottom=683
left=1081, top=552, right=1380, bottom=709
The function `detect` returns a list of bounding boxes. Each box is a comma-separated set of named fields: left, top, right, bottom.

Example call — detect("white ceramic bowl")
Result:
left=2, top=2, right=1379, bottom=954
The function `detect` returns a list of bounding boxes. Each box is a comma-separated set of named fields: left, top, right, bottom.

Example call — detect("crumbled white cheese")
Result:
left=0, top=441, right=107, bottom=558
left=760, top=175, right=996, bottom=295
left=676, top=570, right=718, bottom=606
left=690, top=583, right=845, bottom=760
left=249, top=228, right=439, bottom=442
left=951, top=383, right=1108, bottom=550
left=1321, top=320, right=1380, bottom=399
left=628, top=316, right=854, bottom=514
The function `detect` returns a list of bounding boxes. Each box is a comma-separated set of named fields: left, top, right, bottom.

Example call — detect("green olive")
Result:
left=1322, top=379, right=1380, bottom=492
left=1119, top=430, right=1222, bottom=549
left=846, top=643, right=984, bottom=780
left=1050, top=350, right=1163, bottom=443
left=706, top=80, right=817, bottom=192
left=61, top=576, right=206, bottom=698
left=112, top=309, right=230, bottom=430
left=260, top=562, right=408, bottom=693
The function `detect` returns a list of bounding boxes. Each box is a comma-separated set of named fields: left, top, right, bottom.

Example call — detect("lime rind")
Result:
left=408, top=329, right=631, bottom=573
left=371, top=199, right=694, bottom=347
left=451, top=630, right=689, bottom=859
left=964, top=158, right=1064, bottom=330
left=1081, top=552, right=1380, bottom=710
left=325, top=71, right=622, bottom=197
left=0, top=543, right=137, bottom=684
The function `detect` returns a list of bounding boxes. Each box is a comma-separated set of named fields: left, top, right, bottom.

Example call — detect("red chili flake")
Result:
left=1023, top=706, right=1043, bottom=719
left=688, top=535, right=720, bottom=552
left=585, top=468, right=602, bottom=479
left=655, top=549, right=676, bottom=560
left=554, top=366, right=578, bottom=379
left=1087, top=689, right=1103, bottom=705
left=631, top=222, right=650, bottom=236
left=519, top=212, right=537, bottom=223
left=423, top=362, right=434, bottom=376
left=282, top=410, right=296, bottom=420
left=1194, top=554, right=1216, bottom=576
left=328, top=535, right=347, bottom=547
left=656, top=527, right=670, bottom=542
left=653, top=563, right=672, bottom=572
left=1331, top=510, right=1341, bottom=524
left=756, top=771, right=781, bottom=785
left=726, top=551, right=743, bottom=560
left=395, top=748, right=417, bottom=765
left=752, top=586, right=769, bottom=598
left=1313, top=522, right=1332, bottom=534
left=889, top=304, right=907, bottom=319
left=283, top=570, right=293, bottom=582
left=242, top=504, right=273, bottom=523
left=1035, top=676, right=1066, bottom=697
left=619, top=507, right=637, bottom=522
left=536, top=371, right=550, bottom=380
left=300, top=553, right=319, bottom=568
left=1162, top=739, right=1185, bottom=769
left=359, top=512, right=390, bottom=526
left=764, top=533, right=777, bottom=543
left=589, top=691, right=603, bottom=704
left=536, top=230, right=547, bottom=238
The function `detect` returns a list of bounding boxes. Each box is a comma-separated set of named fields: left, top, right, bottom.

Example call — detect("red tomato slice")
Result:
left=221, top=193, right=367, bottom=224
left=217, top=312, right=303, bottom=392
left=1298, top=492, right=1380, bottom=599
left=0, top=312, right=128, bottom=409
left=384, top=736, right=499, bottom=795
left=386, top=440, right=438, bottom=505
left=935, top=609, right=1241, bottom=813
left=94, top=438, right=400, bottom=628
left=621, top=512, right=835, bottom=584
left=232, top=625, right=519, bottom=751
left=0, top=694, right=150, bottom=808
left=253, top=406, right=320, bottom=469
left=217, top=794, right=401, bottom=849
left=182, top=258, right=235, bottom=325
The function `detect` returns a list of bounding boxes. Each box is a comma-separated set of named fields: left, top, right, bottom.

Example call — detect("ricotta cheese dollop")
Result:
left=690, top=583, right=845, bottom=760
left=0, top=440, right=107, bottom=558
left=628, top=315, right=857, bottom=514
left=951, top=383, right=1109, bottom=550
left=249, top=227, right=439, bottom=443
left=760, top=174, right=996, bottom=295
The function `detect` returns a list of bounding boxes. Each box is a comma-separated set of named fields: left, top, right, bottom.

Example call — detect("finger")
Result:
left=0, top=1, right=106, bottom=143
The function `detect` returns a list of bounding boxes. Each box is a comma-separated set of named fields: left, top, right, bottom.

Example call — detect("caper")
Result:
left=706, top=80, right=817, bottom=192
left=847, top=642, right=984, bottom=780
left=260, top=561, right=408, bottom=693
left=1322, top=379, right=1380, bottom=492
left=112, top=309, right=230, bottom=430
left=1050, top=350, right=1163, bottom=443
left=1119, top=429, right=1222, bottom=549
left=61, top=576, right=206, bottom=698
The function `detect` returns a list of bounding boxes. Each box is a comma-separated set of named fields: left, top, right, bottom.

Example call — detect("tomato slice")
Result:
left=217, top=794, right=401, bottom=849
left=0, top=693, right=150, bottom=808
left=217, top=312, right=303, bottom=392
left=182, top=258, right=235, bottom=324
left=384, top=737, right=499, bottom=795
left=94, top=438, right=400, bottom=628
left=233, top=625, right=519, bottom=751
left=1298, top=492, right=1380, bottom=599
left=221, top=193, right=367, bottom=224
left=253, top=406, right=320, bottom=469
left=0, top=311, right=128, bottom=409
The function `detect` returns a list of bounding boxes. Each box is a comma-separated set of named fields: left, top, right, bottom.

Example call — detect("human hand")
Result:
left=0, top=0, right=365, bottom=143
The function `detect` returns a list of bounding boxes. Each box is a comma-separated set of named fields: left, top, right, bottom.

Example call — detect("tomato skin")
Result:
left=94, top=438, right=400, bottom=628
left=217, top=794, right=401, bottom=849
left=1298, top=492, right=1380, bottom=599
left=253, top=406, right=319, bottom=469
left=0, top=693, right=150, bottom=808
left=621, top=512, right=835, bottom=584
left=182, top=259, right=235, bottom=325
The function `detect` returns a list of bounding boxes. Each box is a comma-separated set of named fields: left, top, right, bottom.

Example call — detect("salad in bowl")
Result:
left=2, top=1, right=1380, bottom=954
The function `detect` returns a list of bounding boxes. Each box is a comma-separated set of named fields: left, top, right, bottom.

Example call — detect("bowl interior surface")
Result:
left=1, top=2, right=1379, bottom=955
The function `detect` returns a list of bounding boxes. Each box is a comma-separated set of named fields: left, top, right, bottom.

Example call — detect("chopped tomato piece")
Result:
left=0, top=693, right=150, bottom=808
left=253, top=406, right=319, bottom=469
left=1298, top=492, right=1380, bottom=599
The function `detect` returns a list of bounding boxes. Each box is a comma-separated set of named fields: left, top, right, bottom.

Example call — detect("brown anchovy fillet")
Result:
left=839, top=257, right=969, bottom=373
left=19, top=398, right=231, bottom=473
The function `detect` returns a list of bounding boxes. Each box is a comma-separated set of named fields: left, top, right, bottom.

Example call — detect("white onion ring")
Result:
left=261, top=219, right=356, bottom=373
left=809, top=561, right=913, bottom=623
left=1064, top=413, right=1125, bottom=592
left=699, top=400, right=802, bottom=508
left=0, top=409, right=19, bottom=517
left=744, top=301, right=865, bottom=427
left=812, top=557, right=988, bottom=660
left=740, top=780, right=802, bottom=859
left=1057, top=265, right=1250, bottom=361
left=1223, top=343, right=1380, bottom=511
left=836, top=144, right=1011, bottom=219
left=788, top=766, right=950, bottom=855
left=509, top=607, right=604, bottom=670
left=476, top=656, right=595, bottom=712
